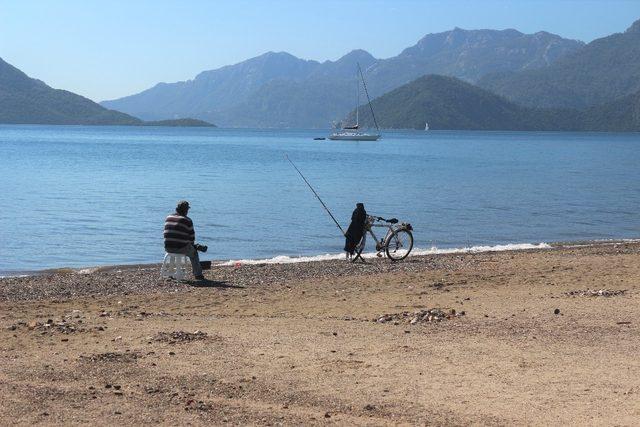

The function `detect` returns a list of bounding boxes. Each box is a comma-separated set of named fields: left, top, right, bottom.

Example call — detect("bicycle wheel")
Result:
left=384, top=229, right=413, bottom=261
left=353, top=233, right=367, bottom=262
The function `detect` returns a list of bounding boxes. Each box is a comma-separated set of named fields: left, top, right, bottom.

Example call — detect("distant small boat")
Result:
left=313, top=137, right=326, bottom=140
left=329, top=63, right=380, bottom=141
left=424, top=122, right=429, bottom=131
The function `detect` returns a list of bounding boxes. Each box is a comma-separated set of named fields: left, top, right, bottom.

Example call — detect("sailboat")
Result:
left=424, top=122, right=429, bottom=131
left=329, top=63, right=381, bottom=141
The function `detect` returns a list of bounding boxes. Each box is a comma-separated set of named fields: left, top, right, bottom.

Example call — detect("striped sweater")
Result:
left=164, top=213, right=195, bottom=251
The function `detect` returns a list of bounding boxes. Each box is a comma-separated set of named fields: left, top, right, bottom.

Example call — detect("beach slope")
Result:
left=1, top=243, right=639, bottom=424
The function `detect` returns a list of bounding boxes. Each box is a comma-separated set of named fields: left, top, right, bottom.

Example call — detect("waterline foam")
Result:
left=215, top=242, right=552, bottom=266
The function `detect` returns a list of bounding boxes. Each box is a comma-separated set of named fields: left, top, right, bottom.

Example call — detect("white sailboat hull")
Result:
left=328, top=132, right=380, bottom=141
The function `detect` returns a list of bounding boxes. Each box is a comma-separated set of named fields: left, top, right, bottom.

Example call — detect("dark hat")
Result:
left=176, top=200, right=190, bottom=214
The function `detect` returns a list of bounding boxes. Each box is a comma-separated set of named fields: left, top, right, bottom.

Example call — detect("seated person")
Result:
left=163, top=200, right=204, bottom=280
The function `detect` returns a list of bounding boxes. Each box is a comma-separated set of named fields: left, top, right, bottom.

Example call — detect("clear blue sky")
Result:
left=1, top=0, right=638, bottom=101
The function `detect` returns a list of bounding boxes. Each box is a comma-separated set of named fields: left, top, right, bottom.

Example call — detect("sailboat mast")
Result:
left=355, top=71, right=359, bottom=127
left=357, top=63, right=379, bottom=132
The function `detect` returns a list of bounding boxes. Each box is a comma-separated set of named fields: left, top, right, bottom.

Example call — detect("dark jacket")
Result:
left=344, top=203, right=367, bottom=254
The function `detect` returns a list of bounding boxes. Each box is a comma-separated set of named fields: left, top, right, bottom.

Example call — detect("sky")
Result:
left=1, top=0, right=639, bottom=102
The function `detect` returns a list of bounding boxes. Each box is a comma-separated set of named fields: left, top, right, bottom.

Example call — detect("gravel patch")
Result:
left=6, top=310, right=105, bottom=334
left=565, top=289, right=627, bottom=297
left=153, top=330, right=210, bottom=343
left=79, top=352, right=141, bottom=363
left=0, top=267, right=190, bottom=302
left=375, top=308, right=465, bottom=324
left=0, top=254, right=474, bottom=302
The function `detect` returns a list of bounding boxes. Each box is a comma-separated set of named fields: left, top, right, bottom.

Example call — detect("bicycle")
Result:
left=352, top=215, right=414, bottom=262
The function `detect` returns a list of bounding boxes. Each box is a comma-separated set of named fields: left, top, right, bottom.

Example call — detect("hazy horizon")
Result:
left=1, top=0, right=639, bottom=101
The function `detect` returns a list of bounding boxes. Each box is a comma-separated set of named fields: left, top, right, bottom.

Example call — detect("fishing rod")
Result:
left=285, top=154, right=345, bottom=236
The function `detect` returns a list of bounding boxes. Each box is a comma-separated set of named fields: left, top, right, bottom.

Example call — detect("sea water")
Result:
left=0, top=125, right=638, bottom=275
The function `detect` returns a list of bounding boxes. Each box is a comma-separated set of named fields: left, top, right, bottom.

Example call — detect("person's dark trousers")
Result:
left=171, top=243, right=203, bottom=278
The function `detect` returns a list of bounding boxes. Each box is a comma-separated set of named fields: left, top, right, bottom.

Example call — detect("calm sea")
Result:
left=0, top=125, right=638, bottom=275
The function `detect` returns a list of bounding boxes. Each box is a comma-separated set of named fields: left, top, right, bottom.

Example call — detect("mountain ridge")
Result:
left=101, top=27, right=583, bottom=127
left=478, top=19, right=640, bottom=109
left=346, top=74, right=579, bottom=131
left=0, top=57, right=215, bottom=126
left=348, top=74, right=639, bottom=131
left=0, top=57, right=140, bottom=125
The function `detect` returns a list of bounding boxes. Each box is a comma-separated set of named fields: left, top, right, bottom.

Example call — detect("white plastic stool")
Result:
left=160, top=253, right=190, bottom=280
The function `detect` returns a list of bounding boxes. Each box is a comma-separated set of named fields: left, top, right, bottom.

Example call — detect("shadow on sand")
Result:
left=186, top=279, right=244, bottom=289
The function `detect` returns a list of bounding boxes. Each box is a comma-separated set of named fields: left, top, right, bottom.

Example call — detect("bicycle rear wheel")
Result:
left=384, top=229, right=413, bottom=261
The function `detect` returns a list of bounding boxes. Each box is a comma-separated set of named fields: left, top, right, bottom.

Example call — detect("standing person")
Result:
left=164, top=200, right=204, bottom=280
left=344, top=202, right=367, bottom=259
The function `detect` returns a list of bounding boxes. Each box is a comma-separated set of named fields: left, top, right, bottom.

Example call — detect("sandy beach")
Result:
left=1, top=242, right=639, bottom=425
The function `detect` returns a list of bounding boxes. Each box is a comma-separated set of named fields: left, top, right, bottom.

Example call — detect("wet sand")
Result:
left=1, top=242, right=639, bottom=425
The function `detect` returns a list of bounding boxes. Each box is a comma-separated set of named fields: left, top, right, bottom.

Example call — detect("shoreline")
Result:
left=1, top=237, right=637, bottom=279
left=1, top=239, right=638, bottom=304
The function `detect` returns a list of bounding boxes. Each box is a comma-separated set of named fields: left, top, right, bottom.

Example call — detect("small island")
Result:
left=140, top=118, right=216, bottom=127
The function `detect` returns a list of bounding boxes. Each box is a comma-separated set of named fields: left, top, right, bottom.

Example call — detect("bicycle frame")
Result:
left=364, top=222, right=395, bottom=252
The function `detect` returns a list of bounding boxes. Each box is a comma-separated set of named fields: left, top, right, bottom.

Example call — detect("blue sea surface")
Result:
left=0, top=125, right=639, bottom=275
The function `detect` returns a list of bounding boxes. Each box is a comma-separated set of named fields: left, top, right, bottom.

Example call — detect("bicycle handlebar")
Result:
left=372, top=216, right=399, bottom=224
left=367, top=215, right=412, bottom=231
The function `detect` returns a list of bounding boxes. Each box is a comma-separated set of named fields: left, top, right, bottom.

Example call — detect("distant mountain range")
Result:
left=3, top=20, right=640, bottom=131
left=350, top=74, right=640, bottom=131
left=0, top=57, right=214, bottom=126
left=479, top=20, right=640, bottom=109
left=101, top=27, right=583, bottom=128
